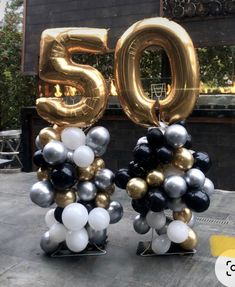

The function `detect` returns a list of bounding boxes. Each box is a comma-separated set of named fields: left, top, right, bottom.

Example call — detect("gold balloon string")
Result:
left=83, top=125, right=92, bottom=134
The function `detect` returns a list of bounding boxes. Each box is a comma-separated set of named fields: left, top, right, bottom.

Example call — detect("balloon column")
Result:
left=31, top=126, right=123, bottom=254
left=115, top=123, right=214, bottom=254
left=30, top=27, right=123, bottom=255
left=114, top=18, right=214, bottom=255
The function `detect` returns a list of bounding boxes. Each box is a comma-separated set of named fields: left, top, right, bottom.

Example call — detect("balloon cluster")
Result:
left=114, top=122, right=214, bottom=254
left=30, top=126, right=123, bottom=254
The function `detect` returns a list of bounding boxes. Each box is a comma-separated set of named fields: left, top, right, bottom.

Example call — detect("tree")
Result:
left=0, top=0, right=36, bottom=130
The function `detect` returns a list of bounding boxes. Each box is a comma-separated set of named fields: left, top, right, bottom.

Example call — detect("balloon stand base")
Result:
left=51, top=242, right=107, bottom=257
left=136, top=241, right=196, bottom=257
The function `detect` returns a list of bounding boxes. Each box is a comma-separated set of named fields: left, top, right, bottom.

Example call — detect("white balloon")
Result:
left=49, top=223, right=67, bottom=243
left=151, top=234, right=171, bottom=254
left=167, top=220, right=189, bottom=243
left=88, top=207, right=110, bottom=231
left=146, top=211, right=166, bottom=230
left=66, top=228, right=89, bottom=252
left=73, top=145, right=95, bottom=168
left=62, top=203, right=88, bottom=231
left=45, top=208, right=56, bottom=228
left=61, top=127, right=86, bottom=150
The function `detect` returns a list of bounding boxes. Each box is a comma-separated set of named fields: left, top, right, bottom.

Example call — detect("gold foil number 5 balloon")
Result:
left=37, top=28, right=109, bottom=128
left=115, top=17, right=200, bottom=127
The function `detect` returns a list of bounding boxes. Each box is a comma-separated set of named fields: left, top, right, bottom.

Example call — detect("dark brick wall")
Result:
left=23, top=0, right=160, bottom=74
left=21, top=107, right=235, bottom=190
left=23, top=0, right=235, bottom=74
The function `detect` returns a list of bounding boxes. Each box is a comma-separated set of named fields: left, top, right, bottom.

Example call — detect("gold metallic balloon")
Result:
left=92, top=157, right=105, bottom=172
left=146, top=170, right=164, bottom=187
left=37, top=168, right=50, bottom=181
left=105, top=184, right=115, bottom=196
left=173, top=148, right=194, bottom=171
left=95, top=193, right=110, bottom=209
left=39, top=127, right=60, bottom=147
left=173, top=208, right=192, bottom=223
left=77, top=165, right=96, bottom=181
left=37, top=28, right=109, bottom=128
left=126, top=178, right=148, bottom=199
left=55, top=189, right=76, bottom=208
left=180, top=228, right=198, bottom=250
left=53, top=124, right=65, bottom=134
left=114, top=17, right=199, bottom=127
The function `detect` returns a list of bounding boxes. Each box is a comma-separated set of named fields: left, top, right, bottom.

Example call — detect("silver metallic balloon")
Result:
left=86, top=126, right=110, bottom=156
left=89, top=144, right=107, bottom=157
left=40, top=231, right=59, bottom=254
left=43, top=140, right=67, bottom=165
left=133, top=214, right=150, bottom=234
left=86, top=225, right=107, bottom=245
left=94, top=168, right=114, bottom=191
left=202, top=178, right=215, bottom=196
left=185, top=168, right=205, bottom=188
left=167, top=197, right=186, bottom=211
left=67, top=150, right=74, bottom=163
left=107, top=201, right=123, bottom=224
left=137, top=136, right=148, bottom=145
left=30, top=180, right=54, bottom=207
left=35, top=135, right=43, bottom=150
left=164, top=176, right=187, bottom=198
left=165, top=124, right=188, bottom=148
left=187, top=212, right=196, bottom=228
left=77, top=181, right=97, bottom=201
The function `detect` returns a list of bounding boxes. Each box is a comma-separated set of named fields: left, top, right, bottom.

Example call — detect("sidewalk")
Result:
left=0, top=172, right=234, bottom=287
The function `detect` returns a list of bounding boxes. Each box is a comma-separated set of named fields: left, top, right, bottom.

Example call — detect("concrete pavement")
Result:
left=0, top=172, right=234, bottom=286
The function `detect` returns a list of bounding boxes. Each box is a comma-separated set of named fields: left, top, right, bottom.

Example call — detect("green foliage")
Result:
left=74, top=45, right=234, bottom=95
left=198, top=46, right=234, bottom=88
left=0, top=0, right=36, bottom=130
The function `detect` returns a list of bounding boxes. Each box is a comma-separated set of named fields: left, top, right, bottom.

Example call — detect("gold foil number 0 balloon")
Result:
left=115, top=17, right=200, bottom=127
left=37, top=28, right=109, bottom=128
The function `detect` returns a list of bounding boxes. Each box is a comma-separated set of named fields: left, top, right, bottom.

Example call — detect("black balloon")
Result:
left=33, top=150, right=49, bottom=168
left=51, top=163, right=76, bottom=190
left=183, top=189, right=210, bottom=212
left=148, top=188, right=168, bottom=212
left=184, top=134, right=192, bottom=149
left=114, top=169, right=131, bottom=189
left=54, top=207, right=64, bottom=223
left=193, top=152, right=212, bottom=173
left=78, top=200, right=96, bottom=213
left=147, top=128, right=164, bottom=148
left=128, top=161, right=146, bottom=177
left=133, top=143, right=152, bottom=164
left=131, top=196, right=150, bottom=216
left=141, top=156, right=159, bottom=171
left=155, top=147, right=173, bottom=164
